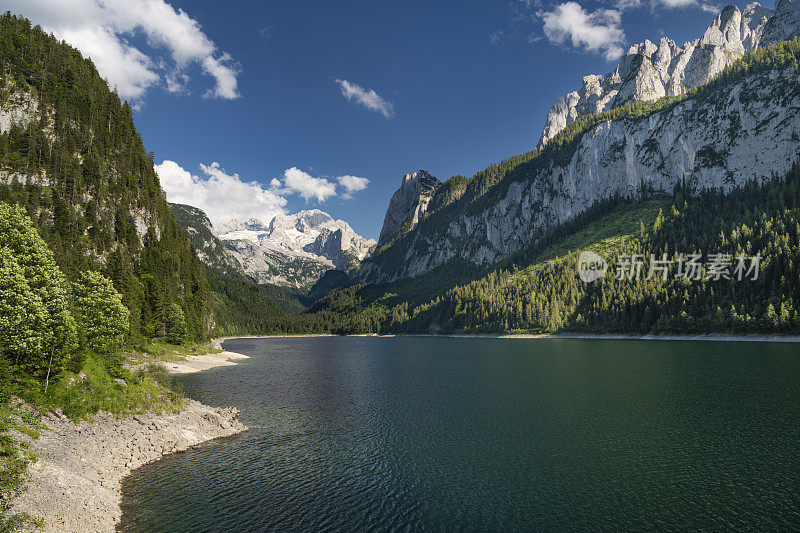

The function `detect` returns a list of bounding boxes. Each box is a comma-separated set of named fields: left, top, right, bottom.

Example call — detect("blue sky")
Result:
left=5, top=0, right=776, bottom=239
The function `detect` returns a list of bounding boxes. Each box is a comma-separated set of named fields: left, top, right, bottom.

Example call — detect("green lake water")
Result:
left=119, top=337, right=800, bottom=531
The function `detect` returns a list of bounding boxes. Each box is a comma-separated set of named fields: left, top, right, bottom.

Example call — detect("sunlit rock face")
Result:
left=360, top=66, right=800, bottom=283
left=537, top=2, right=777, bottom=149
left=377, top=170, right=442, bottom=247
left=216, top=210, right=376, bottom=290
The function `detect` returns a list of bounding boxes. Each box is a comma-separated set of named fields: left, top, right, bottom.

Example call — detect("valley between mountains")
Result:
left=2, top=1, right=800, bottom=530
left=152, top=0, right=800, bottom=337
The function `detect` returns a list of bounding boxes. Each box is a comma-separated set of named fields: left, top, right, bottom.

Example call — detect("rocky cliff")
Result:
left=762, top=0, right=800, bottom=44
left=537, top=2, right=776, bottom=148
left=359, top=41, right=800, bottom=284
left=377, top=170, right=442, bottom=246
left=217, top=210, right=376, bottom=291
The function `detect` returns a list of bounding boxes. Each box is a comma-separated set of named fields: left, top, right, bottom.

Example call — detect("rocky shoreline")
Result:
left=10, top=344, right=250, bottom=532
left=10, top=400, right=246, bottom=532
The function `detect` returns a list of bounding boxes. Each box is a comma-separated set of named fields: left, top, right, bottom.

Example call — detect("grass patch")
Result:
left=1, top=361, right=44, bottom=531
left=527, top=197, right=670, bottom=266
left=1, top=346, right=189, bottom=529
left=16, top=355, right=186, bottom=422
left=0, top=406, right=44, bottom=532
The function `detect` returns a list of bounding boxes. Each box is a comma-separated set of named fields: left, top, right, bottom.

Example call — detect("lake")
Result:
left=119, top=337, right=800, bottom=531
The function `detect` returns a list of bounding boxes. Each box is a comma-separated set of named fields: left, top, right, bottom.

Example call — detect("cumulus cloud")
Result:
left=337, top=175, right=370, bottom=200
left=335, top=79, right=394, bottom=118
left=539, top=2, right=626, bottom=61
left=281, top=167, right=338, bottom=203
left=155, top=160, right=286, bottom=226
left=156, top=161, right=370, bottom=224
left=4, top=0, right=240, bottom=101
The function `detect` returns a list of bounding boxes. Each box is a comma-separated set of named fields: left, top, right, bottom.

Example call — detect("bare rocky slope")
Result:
left=358, top=1, right=800, bottom=285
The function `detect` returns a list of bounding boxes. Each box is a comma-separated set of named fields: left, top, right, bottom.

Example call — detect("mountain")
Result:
left=320, top=168, right=800, bottom=335
left=0, top=14, right=332, bottom=340
left=537, top=2, right=774, bottom=149
left=307, top=269, right=349, bottom=301
left=0, top=13, right=214, bottom=339
left=216, top=210, right=376, bottom=291
left=169, top=203, right=245, bottom=279
left=358, top=6, right=800, bottom=285
left=762, top=0, right=800, bottom=44
left=377, top=170, right=442, bottom=247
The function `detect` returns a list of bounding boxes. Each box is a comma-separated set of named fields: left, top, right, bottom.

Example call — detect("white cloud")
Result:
left=281, top=167, right=338, bottom=203
left=335, top=79, right=394, bottom=118
left=155, top=160, right=286, bottom=226
left=156, top=161, right=370, bottom=224
left=613, top=0, right=643, bottom=9
left=490, top=29, right=504, bottom=47
left=201, top=53, right=240, bottom=99
left=539, top=2, right=626, bottom=61
left=337, top=175, right=370, bottom=200
left=615, top=0, right=719, bottom=13
left=4, top=0, right=240, bottom=101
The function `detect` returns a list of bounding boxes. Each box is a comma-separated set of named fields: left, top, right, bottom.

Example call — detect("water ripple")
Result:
left=120, top=337, right=800, bottom=531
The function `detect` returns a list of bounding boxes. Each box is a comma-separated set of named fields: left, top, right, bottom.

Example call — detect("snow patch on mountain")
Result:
left=216, top=210, right=376, bottom=290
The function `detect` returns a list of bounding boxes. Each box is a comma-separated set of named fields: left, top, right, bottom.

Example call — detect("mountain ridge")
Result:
left=536, top=1, right=786, bottom=149
left=214, top=209, right=376, bottom=291
left=359, top=31, right=800, bottom=284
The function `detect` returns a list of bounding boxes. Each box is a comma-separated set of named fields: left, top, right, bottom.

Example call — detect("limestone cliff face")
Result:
left=359, top=65, right=800, bottom=283
left=377, top=170, right=442, bottom=246
left=762, top=0, right=800, bottom=44
left=537, top=3, right=775, bottom=149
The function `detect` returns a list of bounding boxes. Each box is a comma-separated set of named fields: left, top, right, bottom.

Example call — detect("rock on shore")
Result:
left=11, top=400, right=247, bottom=532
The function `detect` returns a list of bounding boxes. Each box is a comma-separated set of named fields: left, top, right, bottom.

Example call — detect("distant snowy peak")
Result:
left=217, top=209, right=374, bottom=258
left=535, top=1, right=797, bottom=149
left=215, top=209, right=376, bottom=290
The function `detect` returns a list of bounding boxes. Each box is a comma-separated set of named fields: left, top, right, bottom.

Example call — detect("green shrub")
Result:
left=0, top=203, right=77, bottom=381
left=71, top=271, right=131, bottom=355
left=20, top=356, right=185, bottom=422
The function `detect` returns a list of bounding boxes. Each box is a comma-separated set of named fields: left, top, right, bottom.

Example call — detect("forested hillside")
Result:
left=315, top=164, right=800, bottom=335
left=0, top=13, right=213, bottom=340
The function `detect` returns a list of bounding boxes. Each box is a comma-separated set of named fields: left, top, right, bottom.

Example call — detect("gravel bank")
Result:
left=10, top=400, right=246, bottom=532
left=160, top=350, right=250, bottom=374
